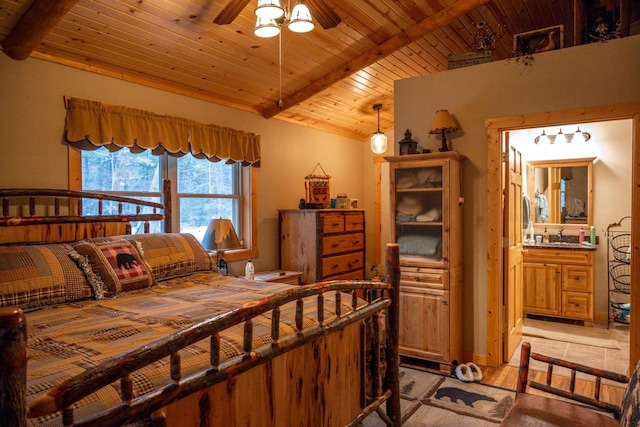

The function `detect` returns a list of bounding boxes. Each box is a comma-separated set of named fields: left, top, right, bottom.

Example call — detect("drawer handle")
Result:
left=331, top=243, right=340, bottom=248
left=332, top=222, right=341, bottom=227
left=332, top=264, right=339, bottom=269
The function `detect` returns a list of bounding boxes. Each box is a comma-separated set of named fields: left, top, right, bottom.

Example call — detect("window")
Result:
left=70, top=147, right=257, bottom=261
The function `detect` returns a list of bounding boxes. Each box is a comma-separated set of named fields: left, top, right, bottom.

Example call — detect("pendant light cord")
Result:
left=278, top=29, right=283, bottom=109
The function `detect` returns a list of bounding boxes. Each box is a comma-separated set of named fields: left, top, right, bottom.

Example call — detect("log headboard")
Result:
left=0, top=180, right=171, bottom=245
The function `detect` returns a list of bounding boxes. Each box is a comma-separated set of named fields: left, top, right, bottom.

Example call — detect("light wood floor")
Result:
left=479, top=363, right=627, bottom=407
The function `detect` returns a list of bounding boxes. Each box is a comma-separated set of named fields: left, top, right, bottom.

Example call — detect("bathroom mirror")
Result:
left=527, top=158, right=594, bottom=227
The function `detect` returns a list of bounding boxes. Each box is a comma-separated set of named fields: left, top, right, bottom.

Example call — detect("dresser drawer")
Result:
left=562, top=291, right=592, bottom=320
left=322, top=233, right=364, bottom=255
left=344, top=212, right=364, bottom=231
left=321, top=213, right=345, bottom=233
left=524, top=249, right=593, bottom=265
left=400, top=266, right=447, bottom=290
left=324, top=269, right=364, bottom=281
left=562, top=265, right=592, bottom=292
left=322, top=252, right=363, bottom=277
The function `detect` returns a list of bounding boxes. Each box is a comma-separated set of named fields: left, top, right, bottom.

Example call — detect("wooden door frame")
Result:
left=485, top=101, right=640, bottom=370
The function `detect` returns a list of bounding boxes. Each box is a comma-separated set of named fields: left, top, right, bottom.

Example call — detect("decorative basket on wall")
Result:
left=305, top=163, right=331, bottom=208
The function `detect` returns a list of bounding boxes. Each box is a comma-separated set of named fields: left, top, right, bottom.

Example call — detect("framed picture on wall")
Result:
left=513, top=25, right=564, bottom=55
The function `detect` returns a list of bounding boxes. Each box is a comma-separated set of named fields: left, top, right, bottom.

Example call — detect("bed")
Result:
left=0, top=186, right=401, bottom=427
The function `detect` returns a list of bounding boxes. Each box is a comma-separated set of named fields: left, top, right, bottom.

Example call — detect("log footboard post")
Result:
left=384, top=243, right=401, bottom=426
left=0, top=307, right=27, bottom=427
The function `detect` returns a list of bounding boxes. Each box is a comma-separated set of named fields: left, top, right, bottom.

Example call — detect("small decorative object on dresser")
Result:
left=304, top=162, right=331, bottom=208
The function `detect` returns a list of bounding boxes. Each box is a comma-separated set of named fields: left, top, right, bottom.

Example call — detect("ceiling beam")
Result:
left=258, top=0, right=490, bottom=119
left=2, top=0, right=78, bottom=60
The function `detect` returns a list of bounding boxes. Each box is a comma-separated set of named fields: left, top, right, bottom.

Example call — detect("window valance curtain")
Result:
left=65, top=97, right=260, bottom=167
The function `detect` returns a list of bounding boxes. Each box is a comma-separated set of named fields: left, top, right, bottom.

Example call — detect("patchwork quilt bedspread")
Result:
left=25, top=273, right=351, bottom=426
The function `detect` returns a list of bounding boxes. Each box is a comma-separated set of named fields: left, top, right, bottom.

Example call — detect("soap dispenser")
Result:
left=543, top=227, right=549, bottom=243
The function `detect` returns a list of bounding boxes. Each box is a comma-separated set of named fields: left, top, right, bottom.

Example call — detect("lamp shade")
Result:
left=370, top=131, right=387, bottom=154
left=254, top=16, right=280, bottom=38
left=254, top=0, right=284, bottom=20
left=288, top=1, right=314, bottom=33
left=429, top=110, right=459, bottom=134
left=202, top=219, right=241, bottom=251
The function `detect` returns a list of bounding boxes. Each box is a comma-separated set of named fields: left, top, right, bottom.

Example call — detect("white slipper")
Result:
left=454, top=364, right=474, bottom=382
left=466, top=362, right=483, bottom=381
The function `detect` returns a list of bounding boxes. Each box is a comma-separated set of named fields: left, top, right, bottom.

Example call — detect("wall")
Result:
left=0, top=54, right=370, bottom=275
left=395, top=35, right=640, bottom=357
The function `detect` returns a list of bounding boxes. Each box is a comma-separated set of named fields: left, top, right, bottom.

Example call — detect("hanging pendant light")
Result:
left=254, top=16, right=280, bottom=38
left=255, top=0, right=285, bottom=20
left=371, top=104, right=388, bottom=154
left=288, top=0, right=314, bottom=33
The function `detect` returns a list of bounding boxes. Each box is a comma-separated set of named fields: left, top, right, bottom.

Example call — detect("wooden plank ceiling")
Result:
left=0, top=0, right=599, bottom=141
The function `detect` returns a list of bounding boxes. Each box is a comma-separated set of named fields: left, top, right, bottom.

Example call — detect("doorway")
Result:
left=485, top=101, right=640, bottom=371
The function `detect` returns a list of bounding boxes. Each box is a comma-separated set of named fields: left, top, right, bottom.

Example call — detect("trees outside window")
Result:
left=80, top=148, right=245, bottom=245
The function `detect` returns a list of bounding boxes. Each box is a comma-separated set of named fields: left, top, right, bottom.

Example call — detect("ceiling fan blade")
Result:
left=306, top=0, right=341, bottom=29
left=214, top=0, right=252, bottom=25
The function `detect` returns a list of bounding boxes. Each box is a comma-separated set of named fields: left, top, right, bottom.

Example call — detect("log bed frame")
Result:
left=0, top=186, right=401, bottom=427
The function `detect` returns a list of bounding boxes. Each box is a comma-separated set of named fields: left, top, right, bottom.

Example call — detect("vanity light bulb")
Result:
left=537, top=130, right=548, bottom=144
left=555, top=129, right=566, bottom=144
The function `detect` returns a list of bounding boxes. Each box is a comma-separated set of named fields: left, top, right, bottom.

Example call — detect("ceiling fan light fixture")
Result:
left=254, top=16, right=280, bottom=38
left=288, top=1, right=314, bottom=33
left=255, top=0, right=285, bottom=20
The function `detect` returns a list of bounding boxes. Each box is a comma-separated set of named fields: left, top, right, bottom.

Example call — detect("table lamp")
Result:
left=202, top=218, right=241, bottom=275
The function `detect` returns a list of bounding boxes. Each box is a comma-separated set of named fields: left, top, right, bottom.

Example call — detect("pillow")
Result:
left=73, top=240, right=153, bottom=295
left=126, top=233, right=214, bottom=281
left=0, top=244, right=92, bottom=309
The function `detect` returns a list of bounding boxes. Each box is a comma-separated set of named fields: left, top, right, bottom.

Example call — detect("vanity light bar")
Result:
left=534, top=127, right=591, bottom=144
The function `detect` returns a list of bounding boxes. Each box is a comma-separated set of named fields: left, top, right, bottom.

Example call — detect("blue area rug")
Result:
left=365, top=366, right=515, bottom=426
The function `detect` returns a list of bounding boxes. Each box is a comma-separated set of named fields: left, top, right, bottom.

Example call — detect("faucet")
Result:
left=557, top=228, right=564, bottom=241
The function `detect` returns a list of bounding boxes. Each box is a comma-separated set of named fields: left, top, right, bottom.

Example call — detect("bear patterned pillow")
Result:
left=73, top=240, right=153, bottom=295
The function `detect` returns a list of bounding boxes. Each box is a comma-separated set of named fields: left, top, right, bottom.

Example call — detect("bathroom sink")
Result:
left=547, top=241, right=576, bottom=246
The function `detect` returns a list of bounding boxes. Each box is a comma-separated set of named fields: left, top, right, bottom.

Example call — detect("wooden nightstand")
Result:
left=251, top=270, right=304, bottom=285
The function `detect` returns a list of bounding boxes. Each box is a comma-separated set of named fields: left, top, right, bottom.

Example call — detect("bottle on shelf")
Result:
left=579, top=227, right=585, bottom=244
left=590, top=225, right=596, bottom=245
left=543, top=227, right=549, bottom=243
left=245, top=259, right=255, bottom=280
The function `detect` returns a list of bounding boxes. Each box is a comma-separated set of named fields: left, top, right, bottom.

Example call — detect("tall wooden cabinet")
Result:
left=386, top=152, right=463, bottom=374
left=279, top=209, right=365, bottom=285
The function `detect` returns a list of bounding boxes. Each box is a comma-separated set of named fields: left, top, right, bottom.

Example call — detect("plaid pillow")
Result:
left=0, top=244, right=92, bottom=309
left=126, top=233, right=214, bottom=281
left=73, top=240, right=153, bottom=295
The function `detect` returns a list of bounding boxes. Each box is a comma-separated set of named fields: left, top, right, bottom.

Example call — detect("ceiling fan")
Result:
left=213, top=0, right=342, bottom=30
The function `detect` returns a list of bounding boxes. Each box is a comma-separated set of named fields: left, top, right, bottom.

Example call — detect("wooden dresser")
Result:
left=278, top=209, right=365, bottom=285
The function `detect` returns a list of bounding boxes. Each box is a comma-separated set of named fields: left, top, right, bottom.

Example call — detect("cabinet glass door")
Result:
left=393, top=163, right=447, bottom=265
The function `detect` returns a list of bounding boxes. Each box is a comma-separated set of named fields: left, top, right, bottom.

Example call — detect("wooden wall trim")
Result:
left=485, top=101, right=640, bottom=370
left=631, top=112, right=640, bottom=369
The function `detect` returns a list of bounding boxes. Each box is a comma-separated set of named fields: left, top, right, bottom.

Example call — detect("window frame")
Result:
left=68, top=146, right=258, bottom=262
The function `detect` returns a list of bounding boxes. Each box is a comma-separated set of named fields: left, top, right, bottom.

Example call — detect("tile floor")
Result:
left=509, top=318, right=631, bottom=376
